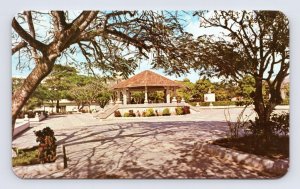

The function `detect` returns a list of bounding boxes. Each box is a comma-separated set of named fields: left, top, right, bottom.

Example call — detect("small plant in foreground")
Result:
left=34, top=127, right=57, bottom=163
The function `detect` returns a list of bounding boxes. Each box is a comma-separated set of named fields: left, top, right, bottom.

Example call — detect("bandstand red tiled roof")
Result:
left=112, top=70, right=182, bottom=89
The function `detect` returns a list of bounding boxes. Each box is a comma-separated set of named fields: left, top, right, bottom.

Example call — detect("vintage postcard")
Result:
left=12, top=10, right=289, bottom=179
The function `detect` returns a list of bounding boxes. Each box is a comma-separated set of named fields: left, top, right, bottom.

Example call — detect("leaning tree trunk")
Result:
left=12, top=59, right=55, bottom=137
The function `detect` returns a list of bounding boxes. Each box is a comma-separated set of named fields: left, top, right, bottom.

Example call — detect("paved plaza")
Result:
left=12, top=107, right=287, bottom=179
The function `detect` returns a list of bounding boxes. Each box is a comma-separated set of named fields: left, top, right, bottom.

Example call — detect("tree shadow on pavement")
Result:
left=32, top=121, right=276, bottom=179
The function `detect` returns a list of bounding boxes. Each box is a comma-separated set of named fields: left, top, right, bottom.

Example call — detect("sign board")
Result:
left=204, top=93, right=215, bottom=102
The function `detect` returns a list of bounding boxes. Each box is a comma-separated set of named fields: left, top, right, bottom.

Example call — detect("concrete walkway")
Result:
left=12, top=108, right=286, bottom=179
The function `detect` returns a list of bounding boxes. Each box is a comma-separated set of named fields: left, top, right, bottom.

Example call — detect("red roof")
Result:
left=112, top=70, right=182, bottom=89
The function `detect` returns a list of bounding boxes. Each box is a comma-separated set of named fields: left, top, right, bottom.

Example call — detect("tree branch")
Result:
left=12, top=17, right=46, bottom=52
left=24, top=11, right=39, bottom=59
left=12, top=41, right=27, bottom=55
left=51, top=11, right=68, bottom=31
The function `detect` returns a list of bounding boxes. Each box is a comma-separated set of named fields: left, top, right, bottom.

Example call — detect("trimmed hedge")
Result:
left=144, top=108, right=155, bottom=117
left=175, top=107, right=184, bottom=115
left=189, top=101, right=237, bottom=106
left=183, top=106, right=190, bottom=114
left=114, top=110, right=122, bottom=117
left=162, top=108, right=171, bottom=116
left=128, top=110, right=136, bottom=117
left=176, top=106, right=190, bottom=115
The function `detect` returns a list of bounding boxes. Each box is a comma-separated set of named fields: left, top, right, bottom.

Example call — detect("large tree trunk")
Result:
left=56, top=100, right=60, bottom=113
left=253, top=78, right=283, bottom=142
left=12, top=59, right=55, bottom=136
left=88, top=103, right=91, bottom=113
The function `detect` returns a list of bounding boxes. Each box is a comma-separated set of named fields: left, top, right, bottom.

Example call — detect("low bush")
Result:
left=281, top=99, right=289, bottom=105
left=183, top=106, right=190, bottom=114
left=270, top=112, right=289, bottom=136
left=34, top=127, right=57, bottom=163
left=214, top=101, right=236, bottom=106
left=145, top=108, right=155, bottom=117
left=189, top=101, right=236, bottom=106
left=17, top=111, right=36, bottom=118
left=114, top=110, right=121, bottom=117
left=248, top=112, right=289, bottom=137
left=175, top=107, right=184, bottom=115
left=128, top=110, right=136, bottom=117
left=213, top=135, right=289, bottom=159
left=188, top=102, right=197, bottom=106
left=123, top=112, right=130, bottom=117
left=235, top=100, right=252, bottom=106
left=34, top=110, right=49, bottom=118
left=162, top=108, right=171, bottom=116
left=81, top=109, right=86, bottom=113
left=27, top=111, right=35, bottom=118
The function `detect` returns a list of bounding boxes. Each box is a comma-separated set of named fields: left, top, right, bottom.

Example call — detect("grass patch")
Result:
left=12, top=146, right=40, bottom=167
left=212, top=135, right=289, bottom=160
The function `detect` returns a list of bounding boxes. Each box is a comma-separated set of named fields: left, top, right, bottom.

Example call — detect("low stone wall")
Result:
left=13, top=121, right=30, bottom=137
left=194, top=142, right=289, bottom=176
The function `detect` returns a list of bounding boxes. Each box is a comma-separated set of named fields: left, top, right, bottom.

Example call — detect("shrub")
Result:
left=183, top=106, right=190, bottom=114
left=34, top=127, right=57, bottom=163
left=200, top=101, right=236, bottom=106
left=190, top=101, right=236, bottom=106
left=123, top=112, right=130, bottom=117
left=270, top=112, right=289, bottom=136
left=235, top=100, right=252, bottom=106
left=188, top=102, right=197, bottom=106
left=248, top=112, right=289, bottom=137
left=175, top=107, right=184, bottom=115
left=162, top=108, right=171, bottom=116
left=281, top=99, right=289, bottom=105
left=136, top=110, right=141, bottom=117
left=27, top=111, right=35, bottom=118
left=128, top=110, right=136, bottom=117
left=34, top=110, right=48, bottom=116
left=145, top=108, right=155, bottom=117
left=114, top=110, right=121, bottom=117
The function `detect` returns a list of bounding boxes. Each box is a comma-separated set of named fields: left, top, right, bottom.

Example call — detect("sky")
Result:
left=11, top=11, right=222, bottom=83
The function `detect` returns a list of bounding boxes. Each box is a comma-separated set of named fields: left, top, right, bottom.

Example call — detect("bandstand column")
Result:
left=166, top=87, right=171, bottom=103
left=116, top=90, right=122, bottom=104
left=128, top=90, right=131, bottom=104
left=122, top=89, right=127, bottom=105
left=144, top=86, right=148, bottom=104
left=172, top=87, right=177, bottom=103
